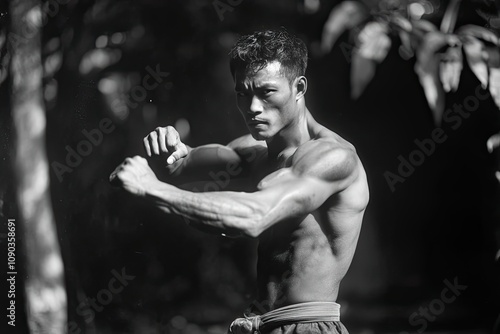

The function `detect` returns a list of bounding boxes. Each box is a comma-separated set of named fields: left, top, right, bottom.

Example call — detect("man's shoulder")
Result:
left=305, top=118, right=356, bottom=152
left=296, top=132, right=357, bottom=162
left=291, top=135, right=359, bottom=182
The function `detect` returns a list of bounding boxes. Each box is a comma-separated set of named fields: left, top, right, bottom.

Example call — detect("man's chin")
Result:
left=249, top=131, right=270, bottom=141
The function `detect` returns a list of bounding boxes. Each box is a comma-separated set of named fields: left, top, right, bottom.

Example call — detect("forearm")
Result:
left=145, top=180, right=263, bottom=237
left=167, top=144, right=242, bottom=179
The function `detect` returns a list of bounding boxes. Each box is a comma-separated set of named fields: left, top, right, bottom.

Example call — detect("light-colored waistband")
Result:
left=229, top=301, right=341, bottom=333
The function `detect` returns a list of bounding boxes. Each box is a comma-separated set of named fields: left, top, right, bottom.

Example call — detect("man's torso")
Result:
left=233, top=135, right=369, bottom=312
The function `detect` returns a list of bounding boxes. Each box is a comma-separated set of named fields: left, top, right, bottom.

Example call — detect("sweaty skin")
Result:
left=110, top=61, right=369, bottom=312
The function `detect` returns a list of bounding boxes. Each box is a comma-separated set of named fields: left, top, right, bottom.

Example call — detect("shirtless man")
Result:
left=110, top=29, right=369, bottom=334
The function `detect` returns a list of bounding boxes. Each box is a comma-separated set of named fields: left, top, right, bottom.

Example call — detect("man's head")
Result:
left=229, top=29, right=308, bottom=83
left=229, top=29, right=309, bottom=141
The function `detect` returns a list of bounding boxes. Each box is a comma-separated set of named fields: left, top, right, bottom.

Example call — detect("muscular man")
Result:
left=110, top=29, right=369, bottom=334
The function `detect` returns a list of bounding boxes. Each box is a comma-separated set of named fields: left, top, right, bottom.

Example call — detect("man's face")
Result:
left=234, top=61, right=299, bottom=141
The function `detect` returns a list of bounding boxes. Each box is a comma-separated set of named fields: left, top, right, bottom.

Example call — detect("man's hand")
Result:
left=109, top=156, right=159, bottom=197
left=143, top=126, right=189, bottom=165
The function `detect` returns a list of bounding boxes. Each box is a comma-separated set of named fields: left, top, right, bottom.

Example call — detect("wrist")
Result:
left=143, top=180, right=181, bottom=217
left=143, top=178, right=175, bottom=199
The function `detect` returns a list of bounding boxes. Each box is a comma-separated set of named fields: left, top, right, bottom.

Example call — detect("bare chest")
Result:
left=242, top=147, right=296, bottom=187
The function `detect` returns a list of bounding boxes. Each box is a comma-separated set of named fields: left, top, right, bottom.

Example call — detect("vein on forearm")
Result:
left=147, top=183, right=261, bottom=234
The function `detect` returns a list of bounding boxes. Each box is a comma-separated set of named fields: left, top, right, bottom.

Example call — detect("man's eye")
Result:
left=262, top=90, right=274, bottom=96
left=236, top=92, right=246, bottom=97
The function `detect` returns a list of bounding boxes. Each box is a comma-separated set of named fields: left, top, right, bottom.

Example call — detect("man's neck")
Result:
left=266, top=108, right=312, bottom=160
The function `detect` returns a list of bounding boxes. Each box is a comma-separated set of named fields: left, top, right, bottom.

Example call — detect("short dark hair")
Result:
left=229, top=29, right=308, bottom=82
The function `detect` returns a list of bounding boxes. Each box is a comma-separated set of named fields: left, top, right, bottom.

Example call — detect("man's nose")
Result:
left=248, top=95, right=263, bottom=115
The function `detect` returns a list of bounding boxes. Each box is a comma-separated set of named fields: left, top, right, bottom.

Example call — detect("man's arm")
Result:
left=111, top=140, right=359, bottom=237
left=143, top=126, right=248, bottom=183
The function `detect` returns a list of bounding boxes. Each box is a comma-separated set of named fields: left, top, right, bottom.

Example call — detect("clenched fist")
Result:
left=109, top=156, right=159, bottom=197
left=143, top=126, right=189, bottom=165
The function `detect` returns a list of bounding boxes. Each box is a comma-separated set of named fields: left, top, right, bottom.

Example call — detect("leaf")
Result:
left=485, top=45, right=500, bottom=68
left=485, top=44, right=500, bottom=109
left=389, top=14, right=412, bottom=33
left=462, top=36, right=489, bottom=88
left=398, top=30, right=414, bottom=60
left=350, top=21, right=392, bottom=99
left=440, top=0, right=461, bottom=34
left=489, top=67, right=500, bottom=109
left=475, top=8, right=500, bottom=29
left=457, top=25, right=499, bottom=46
left=321, top=1, right=369, bottom=54
left=389, top=14, right=414, bottom=59
left=409, top=19, right=438, bottom=52
left=487, top=131, right=500, bottom=184
left=412, top=19, right=439, bottom=33
left=415, top=32, right=459, bottom=125
left=458, top=26, right=500, bottom=108
left=487, top=132, right=500, bottom=153
left=357, top=21, right=392, bottom=62
left=439, top=44, right=463, bottom=92
left=351, top=55, right=376, bottom=99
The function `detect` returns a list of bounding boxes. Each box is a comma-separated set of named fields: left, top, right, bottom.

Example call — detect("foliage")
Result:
left=321, top=0, right=500, bottom=182
left=321, top=0, right=500, bottom=124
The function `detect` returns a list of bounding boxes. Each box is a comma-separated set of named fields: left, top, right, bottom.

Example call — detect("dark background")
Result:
left=1, top=0, right=500, bottom=333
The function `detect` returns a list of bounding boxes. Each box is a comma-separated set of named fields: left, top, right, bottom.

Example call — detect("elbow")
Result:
left=233, top=206, right=267, bottom=238
left=244, top=221, right=263, bottom=238
left=217, top=193, right=269, bottom=238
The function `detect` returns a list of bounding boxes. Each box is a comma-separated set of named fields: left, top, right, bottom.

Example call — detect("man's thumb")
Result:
left=166, top=143, right=188, bottom=165
left=167, top=150, right=182, bottom=165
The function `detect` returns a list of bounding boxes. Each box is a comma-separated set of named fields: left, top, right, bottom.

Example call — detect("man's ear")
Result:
left=295, top=76, right=307, bottom=101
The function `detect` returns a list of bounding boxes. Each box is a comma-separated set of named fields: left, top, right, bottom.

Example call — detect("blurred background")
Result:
left=1, top=0, right=500, bottom=333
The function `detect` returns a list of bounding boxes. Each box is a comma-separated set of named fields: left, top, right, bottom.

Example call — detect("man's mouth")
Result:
left=248, top=119, right=266, bottom=125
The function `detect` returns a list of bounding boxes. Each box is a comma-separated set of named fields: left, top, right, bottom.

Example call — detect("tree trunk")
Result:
left=9, top=0, right=67, bottom=333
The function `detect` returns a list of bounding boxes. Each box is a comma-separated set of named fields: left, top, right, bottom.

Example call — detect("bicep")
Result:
left=252, top=169, right=337, bottom=233
left=253, top=148, right=359, bottom=232
left=170, top=144, right=244, bottom=179
left=173, top=132, right=264, bottom=178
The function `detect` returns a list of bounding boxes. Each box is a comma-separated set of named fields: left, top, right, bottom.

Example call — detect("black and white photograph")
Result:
left=0, top=0, right=500, bottom=333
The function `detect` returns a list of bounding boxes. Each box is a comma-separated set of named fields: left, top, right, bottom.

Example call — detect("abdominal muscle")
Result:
left=254, top=209, right=359, bottom=312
